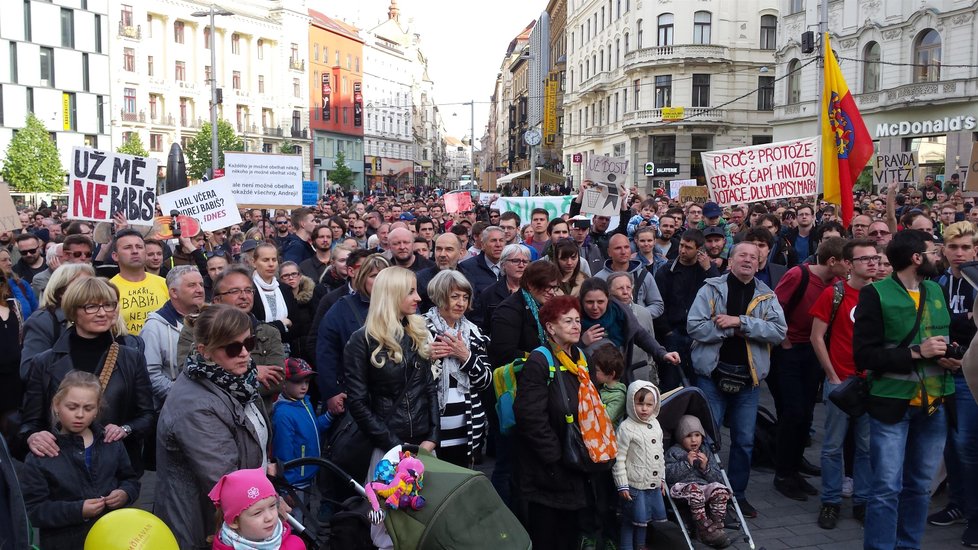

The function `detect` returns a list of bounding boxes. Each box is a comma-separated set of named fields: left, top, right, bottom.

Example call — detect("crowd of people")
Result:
left=1, top=177, right=978, bottom=549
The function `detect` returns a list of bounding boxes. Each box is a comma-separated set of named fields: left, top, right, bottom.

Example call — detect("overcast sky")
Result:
left=326, top=0, right=544, bottom=147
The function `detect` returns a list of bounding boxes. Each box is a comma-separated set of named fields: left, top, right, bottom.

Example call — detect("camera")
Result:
left=944, top=344, right=966, bottom=361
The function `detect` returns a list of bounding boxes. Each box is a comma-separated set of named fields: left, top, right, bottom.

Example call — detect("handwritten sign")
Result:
left=68, top=146, right=158, bottom=223
left=873, top=151, right=918, bottom=187
left=669, top=179, right=697, bottom=199
left=0, top=184, right=19, bottom=233
left=158, top=177, right=242, bottom=232
left=701, top=137, right=820, bottom=207
left=225, top=152, right=303, bottom=208
left=583, top=155, right=628, bottom=216
left=679, top=185, right=710, bottom=203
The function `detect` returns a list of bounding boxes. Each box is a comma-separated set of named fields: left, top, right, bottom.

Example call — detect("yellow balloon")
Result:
left=84, top=508, right=179, bottom=550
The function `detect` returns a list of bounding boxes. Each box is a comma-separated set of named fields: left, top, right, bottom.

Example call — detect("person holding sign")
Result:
left=109, top=230, right=169, bottom=336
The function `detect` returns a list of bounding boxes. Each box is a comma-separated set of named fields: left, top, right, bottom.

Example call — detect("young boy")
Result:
left=664, top=415, right=731, bottom=548
left=592, top=344, right=628, bottom=425
left=272, top=358, right=333, bottom=531
left=627, top=199, right=660, bottom=237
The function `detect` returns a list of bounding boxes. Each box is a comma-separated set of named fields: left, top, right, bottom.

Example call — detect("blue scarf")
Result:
left=582, top=301, right=627, bottom=348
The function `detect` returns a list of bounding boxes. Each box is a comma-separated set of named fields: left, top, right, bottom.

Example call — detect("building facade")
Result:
left=0, top=0, right=112, bottom=173
left=563, top=0, right=779, bottom=191
left=545, top=0, right=568, bottom=178
left=309, top=9, right=364, bottom=189
left=771, top=0, right=978, bottom=182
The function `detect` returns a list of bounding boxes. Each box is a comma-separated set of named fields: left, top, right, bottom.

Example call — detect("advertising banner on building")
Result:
left=544, top=75, right=558, bottom=145
left=158, top=177, right=242, bottom=232
left=582, top=155, right=628, bottom=216
left=68, top=146, right=158, bottom=224
left=224, top=152, right=303, bottom=208
left=873, top=151, right=918, bottom=187
left=62, top=93, right=71, bottom=131
left=321, top=74, right=331, bottom=121
left=353, top=82, right=363, bottom=127
left=701, top=137, right=820, bottom=207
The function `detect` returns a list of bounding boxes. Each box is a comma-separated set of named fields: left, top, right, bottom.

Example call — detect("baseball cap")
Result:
left=240, top=239, right=259, bottom=254
left=702, top=202, right=723, bottom=219
left=284, top=357, right=316, bottom=381
left=399, top=212, right=416, bottom=221
left=703, top=226, right=726, bottom=239
left=569, top=214, right=591, bottom=228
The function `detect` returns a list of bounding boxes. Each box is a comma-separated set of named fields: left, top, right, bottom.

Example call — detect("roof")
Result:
left=308, top=9, right=363, bottom=43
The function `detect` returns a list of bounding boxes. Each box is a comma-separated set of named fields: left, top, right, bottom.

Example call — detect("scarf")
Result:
left=521, top=289, right=547, bottom=346
left=185, top=353, right=259, bottom=405
left=581, top=301, right=626, bottom=348
left=425, top=308, right=473, bottom=413
left=219, top=520, right=284, bottom=550
left=553, top=344, right=617, bottom=464
left=252, top=272, right=288, bottom=323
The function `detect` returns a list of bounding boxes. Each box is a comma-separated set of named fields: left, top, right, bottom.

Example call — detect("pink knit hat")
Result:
left=208, top=468, right=277, bottom=524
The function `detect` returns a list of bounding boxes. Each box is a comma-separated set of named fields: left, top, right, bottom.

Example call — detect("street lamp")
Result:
left=191, top=5, right=233, bottom=178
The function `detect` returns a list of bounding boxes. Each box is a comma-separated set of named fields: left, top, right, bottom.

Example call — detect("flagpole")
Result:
left=814, top=1, right=829, bottom=209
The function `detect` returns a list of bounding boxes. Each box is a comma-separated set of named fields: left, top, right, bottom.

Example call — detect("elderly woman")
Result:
left=607, top=272, right=663, bottom=385
left=278, top=260, right=315, bottom=361
left=156, top=304, right=271, bottom=549
left=549, top=238, right=588, bottom=296
left=423, top=270, right=492, bottom=468
left=488, top=260, right=563, bottom=369
left=20, top=277, right=154, bottom=470
left=473, top=243, right=530, bottom=333
left=579, top=277, right=680, bottom=386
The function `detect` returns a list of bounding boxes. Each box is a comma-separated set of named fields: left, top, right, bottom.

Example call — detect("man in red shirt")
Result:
left=809, top=239, right=878, bottom=529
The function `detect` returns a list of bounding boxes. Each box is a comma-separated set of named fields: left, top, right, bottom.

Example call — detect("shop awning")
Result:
left=496, top=169, right=531, bottom=184
left=536, top=168, right=566, bottom=184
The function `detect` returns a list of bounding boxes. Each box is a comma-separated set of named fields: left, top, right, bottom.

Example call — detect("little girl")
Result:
left=208, top=468, right=305, bottom=550
left=664, top=414, right=731, bottom=548
left=20, top=371, right=140, bottom=549
left=612, top=380, right=666, bottom=550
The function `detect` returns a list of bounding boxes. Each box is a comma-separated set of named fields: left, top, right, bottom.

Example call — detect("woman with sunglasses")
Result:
left=20, top=277, right=154, bottom=472
left=156, top=304, right=273, bottom=549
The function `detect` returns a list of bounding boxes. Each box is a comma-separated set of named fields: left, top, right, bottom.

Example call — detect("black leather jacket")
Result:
left=344, top=327, right=440, bottom=450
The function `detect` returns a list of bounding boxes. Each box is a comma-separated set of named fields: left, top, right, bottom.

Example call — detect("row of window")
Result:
left=0, top=82, right=105, bottom=135
left=312, top=43, right=360, bottom=72
left=23, top=2, right=81, bottom=50
left=571, top=13, right=777, bottom=53
left=9, top=42, right=95, bottom=93
left=123, top=130, right=295, bottom=154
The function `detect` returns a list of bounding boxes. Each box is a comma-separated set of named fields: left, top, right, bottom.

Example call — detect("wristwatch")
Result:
left=121, top=424, right=132, bottom=436
left=910, top=344, right=921, bottom=357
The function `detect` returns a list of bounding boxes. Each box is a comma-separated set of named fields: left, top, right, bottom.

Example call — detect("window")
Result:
left=758, top=76, right=775, bottom=110
left=150, top=133, right=163, bottom=152
left=124, top=87, right=136, bottom=114
left=232, top=71, right=241, bottom=90
left=123, top=48, right=135, bottom=71
left=615, top=39, right=621, bottom=68
left=175, top=61, right=186, bottom=81
left=231, top=33, right=240, bottom=55
left=97, top=95, right=104, bottom=133
left=149, top=94, right=158, bottom=119
left=39, top=48, right=55, bottom=88
left=637, top=19, right=643, bottom=48
left=61, top=8, right=74, bottom=48
left=347, top=54, right=352, bottom=69
left=335, top=50, right=340, bottom=66
left=692, top=74, right=710, bottom=107
left=314, top=43, right=319, bottom=61
left=863, top=41, right=881, bottom=92
left=204, top=65, right=211, bottom=82
left=204, top=27, right=210, bottom=49
left=789, top=0, right=804, bottom=14
left=9, top=43, right=16, bottom=84
left=64, top=92, right=76, bottom=131
left=257, top=39, right=264, bottom=59
left=786, top=59, right=801, bottom=103
left=84, top=135, right=98, bottom=147
left=654, top=75, right=671, bottom=108
left=599, top=48, right=604, bottom=71
left=292, top=110, right=301, bottom=131
left=343, top=107, right=349, bottom=124
left=26, top=87, right=34, bottom=114
left=623, top=87, right=627, bottom=111
left=913, top=29, right=941, bottom=83
left=179, top=98, right=188, bottom=125
left=753, top=135, right=774, bottom=145
left=693, top=11, right=711, bottom=44
left=82, top=53, right=90, bottom=91
left=624, top=33, right=629, bottom=53
left=601, top=7, right=605, bottom=29
left=690, top=135, right=713, bottom=184
left=652, top=135, right=676, bottom=166
left=293, top=78, right=300, bottom=97
left=633, top=79, right=640, bottom=110
left=760, top=15, right=777, bottom=50
left=657, top=14, right=673, bottom=46
left=355, top=57, right=360, bottom=72
left=148, top=55, right=154, bottom=76
left=120, top=4, right=133, bottom=27
left=290, top=43, right=299, bottom=61
left=174, top=21, right=185, bottom=43
left=258, top=75, right=265, bottom=93
left=24, top=0, right=31, bottom=41
left=94, top=14, right=102, bottom=53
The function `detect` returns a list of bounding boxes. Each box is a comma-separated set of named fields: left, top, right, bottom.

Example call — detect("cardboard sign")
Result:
left=583, top=155, right=628, bottom=217
left=0, top=184, right=19, bottom=233
left=701, top=137, right=820, bottom=207
left=669, top=179, right=697, bottom=199
left=68, top=146, right=159, bottom=223
left=444, top=192, right=473, bottom=214
left=158, top=177, right=242, bottom=232
left=873, top=151, right=918, bottom=187
left=679, top=185, right=710, bottom=203
left=224, top=152, right=303, bottom=208
left=964, top=142, right=978, bottom=194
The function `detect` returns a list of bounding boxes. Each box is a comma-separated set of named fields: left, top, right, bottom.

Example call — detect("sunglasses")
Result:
left=222, top=336, right=256, bottom=357
left=19, top=247, right=39, bottom=255
left=67, top=250, right=93, bottom=259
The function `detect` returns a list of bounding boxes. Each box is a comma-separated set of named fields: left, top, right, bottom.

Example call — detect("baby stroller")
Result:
left=658, top=387, right=758, bottom=550
left=273, top=446, right=530, bottom=550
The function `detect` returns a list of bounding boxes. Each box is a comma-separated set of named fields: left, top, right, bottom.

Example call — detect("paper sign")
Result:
left=479, top=192, right=500, bottom=206
left=583, top=155, right=629, bottom=217
left=444, top=192, right=473, bottom=214
left=224, top=152, right=303, bottom=208
left=158, top=177, right=242, bottom=232
left=302, top=180, right=318, bottom=206
left=679, top=186, right=710, bottom=203
left=873, top=151, right=918, bottom=187
left=581, top=186, right=622, bottom=217
left=701, top=137, right=820, bottom=207
left=0, top=184, right=19, bottom=233
left=669, top=179, right=697, bottom=199
left=68, top=146, right=159, bottom=223
left=964, top=142, right=978, bottom=194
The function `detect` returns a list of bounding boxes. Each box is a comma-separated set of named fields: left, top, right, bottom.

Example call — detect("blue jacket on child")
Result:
left=272, top=395, right=333, bottom=487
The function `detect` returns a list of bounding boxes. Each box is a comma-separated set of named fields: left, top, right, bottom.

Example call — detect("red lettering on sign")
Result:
left=72, top=179, right=109, bottom=219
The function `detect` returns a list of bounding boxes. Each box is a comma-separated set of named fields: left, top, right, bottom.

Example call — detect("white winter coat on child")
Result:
left=612, top=380, right=664, bottom=491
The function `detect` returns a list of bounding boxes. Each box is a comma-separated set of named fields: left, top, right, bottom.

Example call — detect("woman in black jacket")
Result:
left=20, top=277, right=154, bottom=471
left=486, top=260, right=563, bottom=368
left=277, top=261, right=315, bottom=361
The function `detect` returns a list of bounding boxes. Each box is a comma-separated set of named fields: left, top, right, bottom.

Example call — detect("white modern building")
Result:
left=444, top=135, right=472, bottom=185
left=107, top=0, right=311, bottom=178
left=771, top=0, right=978, bottom=181
left=0, top=0, right=112, bottom=172
left=563, top=0, right=779, bottom=191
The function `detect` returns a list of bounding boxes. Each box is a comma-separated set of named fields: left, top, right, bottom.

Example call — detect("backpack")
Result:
left=493, top=346, right=556, bottom=435
left=751, top=405, right=778, bottom=470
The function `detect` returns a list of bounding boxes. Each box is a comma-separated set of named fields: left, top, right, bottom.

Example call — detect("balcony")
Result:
left=289, top=58, right=305, bottom=71
left=264, top=126, right=284, bottom=137
left=622, top=107, right=727, bottom=129
left=120, top=110, right=146, bottom=123
left=579, top=71, right=614, bottom=94
left=151, top=113, right=175, bottom=127
left=118, top=21, right=141, bottom=40
left=290, top=126, right=309, bottom=139
left=623, top=44, right=730, bottom=70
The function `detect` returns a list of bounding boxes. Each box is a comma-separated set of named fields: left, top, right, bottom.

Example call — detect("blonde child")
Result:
left=208, top=468, right=305, bottom=550
left=20, top=371, right=140, bottom=549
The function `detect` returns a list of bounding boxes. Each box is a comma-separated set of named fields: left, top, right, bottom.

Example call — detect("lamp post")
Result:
left=191, top=5, right=233, bottom=178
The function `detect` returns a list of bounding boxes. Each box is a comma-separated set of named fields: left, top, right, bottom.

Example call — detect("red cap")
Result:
left=284, top=358, right=315, bottom=381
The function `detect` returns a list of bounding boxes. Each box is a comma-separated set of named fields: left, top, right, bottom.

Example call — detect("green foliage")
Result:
left=184, top=119, right=244, bottom=179
left=117, top=133, right=149, bottom=157
left=2, top=112, right=66, bottom=193
left=854, top=167, right=874, bottom=193
left=330, top=150, right=355, bottom=188
left=280, top=141, right=297, bottom=155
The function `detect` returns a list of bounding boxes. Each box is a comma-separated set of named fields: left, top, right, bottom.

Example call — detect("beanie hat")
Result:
left=208, top=468, right=276, bottom=524
left=675, top=414, right=706, bottom=443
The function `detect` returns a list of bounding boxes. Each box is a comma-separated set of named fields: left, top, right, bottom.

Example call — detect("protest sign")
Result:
left=583, top=155, right=629, bottom=216
left=669, top=179, right=697, bottom=199
left=679, top=186, right=710, bottom=203
left=873, top=151, right=917, bottom=187
left=224, top=152, right=303, bottom=208
left=964, top=142, right=978, bottom=195
left=68, top=146, right=158, bottom=224
left=701, top=137, right=820, bottom=207
left=0, top=184, right=19, bottom=233
left=444, top=192, right=474, bottom=214
left=478, top=192, right=500, bottom=206
left=158, top=177, right=242, bottom=232
left=495, top=195, right=574, bottom=225
left=302, top=181, right=318, bottom=206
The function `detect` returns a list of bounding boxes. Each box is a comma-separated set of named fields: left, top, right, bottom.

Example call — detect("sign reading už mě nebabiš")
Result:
left=224, top=152, right=304, bottom=209
left=68, top=146, right=158, bottom=224
left=701, top=137, right=820, bottom=207
left=158, top=177, right=242, bottom=232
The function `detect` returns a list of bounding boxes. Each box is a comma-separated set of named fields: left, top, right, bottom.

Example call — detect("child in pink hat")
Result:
left=208, top=468, right=305, bottom=549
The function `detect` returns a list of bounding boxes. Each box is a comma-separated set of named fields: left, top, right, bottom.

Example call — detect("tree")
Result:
left=184, top=119, right=244, bottom=179
left=279, top=141, right=298, bottom=155
left=2, top=112, right=65, bottom=193
left=330, top=150, right=355, bottom=188
left=117, top=133, right=149, bottom=157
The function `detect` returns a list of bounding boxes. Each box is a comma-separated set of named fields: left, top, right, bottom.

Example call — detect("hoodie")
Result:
left=271, top=395, right=333, bottom=488
left=141, top=301, right=186, bottom=409
left=612, top=380, right=664, bottom=492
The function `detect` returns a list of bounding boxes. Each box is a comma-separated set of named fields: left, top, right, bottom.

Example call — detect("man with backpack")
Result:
left=809, top=239, right=879, bottom=529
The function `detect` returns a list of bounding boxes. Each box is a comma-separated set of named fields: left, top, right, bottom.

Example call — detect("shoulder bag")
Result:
left=549, top=346, right=613, bottom=473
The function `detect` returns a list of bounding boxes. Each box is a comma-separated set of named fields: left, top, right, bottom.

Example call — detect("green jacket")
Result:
left=599, top=381, right=627, bottom=425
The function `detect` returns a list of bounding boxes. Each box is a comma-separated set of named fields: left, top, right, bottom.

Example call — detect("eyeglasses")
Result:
left=868, top=230, right=891, bottom=237
left=542, top=284, right=561, bottom=295
left=280, top=272, right=300, bottom=279
left=80, top=302, right=118, bottom=314
left=216, top=287, right=252, bottom=297
left=206, top=249, right=227, bottom=259
left=221, top=336, right=256, bottom=357
left=275, top=221, right=289, bottom=225
left=852, top=255, right=881, bottom=264
left=67, top=250, right=93, bottom=259
left=19, top=247, right=38, bottom=255
left=506, top=258, right=529, bottom=265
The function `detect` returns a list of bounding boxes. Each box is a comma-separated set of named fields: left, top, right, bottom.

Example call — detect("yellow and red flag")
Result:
left=821, top=33, right=872, bottom=227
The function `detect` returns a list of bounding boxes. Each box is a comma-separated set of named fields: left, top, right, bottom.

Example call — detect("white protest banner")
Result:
left=873, top=151, right=917, bottom=187
left=68, top=146, right=158, bottom=224
left=701, top=137, right=820, bottom=207
left=669, top=179, right=697, bottom=199
left=0, top=184, right=19, bottom=233
left=495, top=195, right=574, bottom=225
left=224, top=152, right=303, bottom=208
left=583, top=155, right=629, bottom=216
left=158, top=177, right=242, bottom=232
